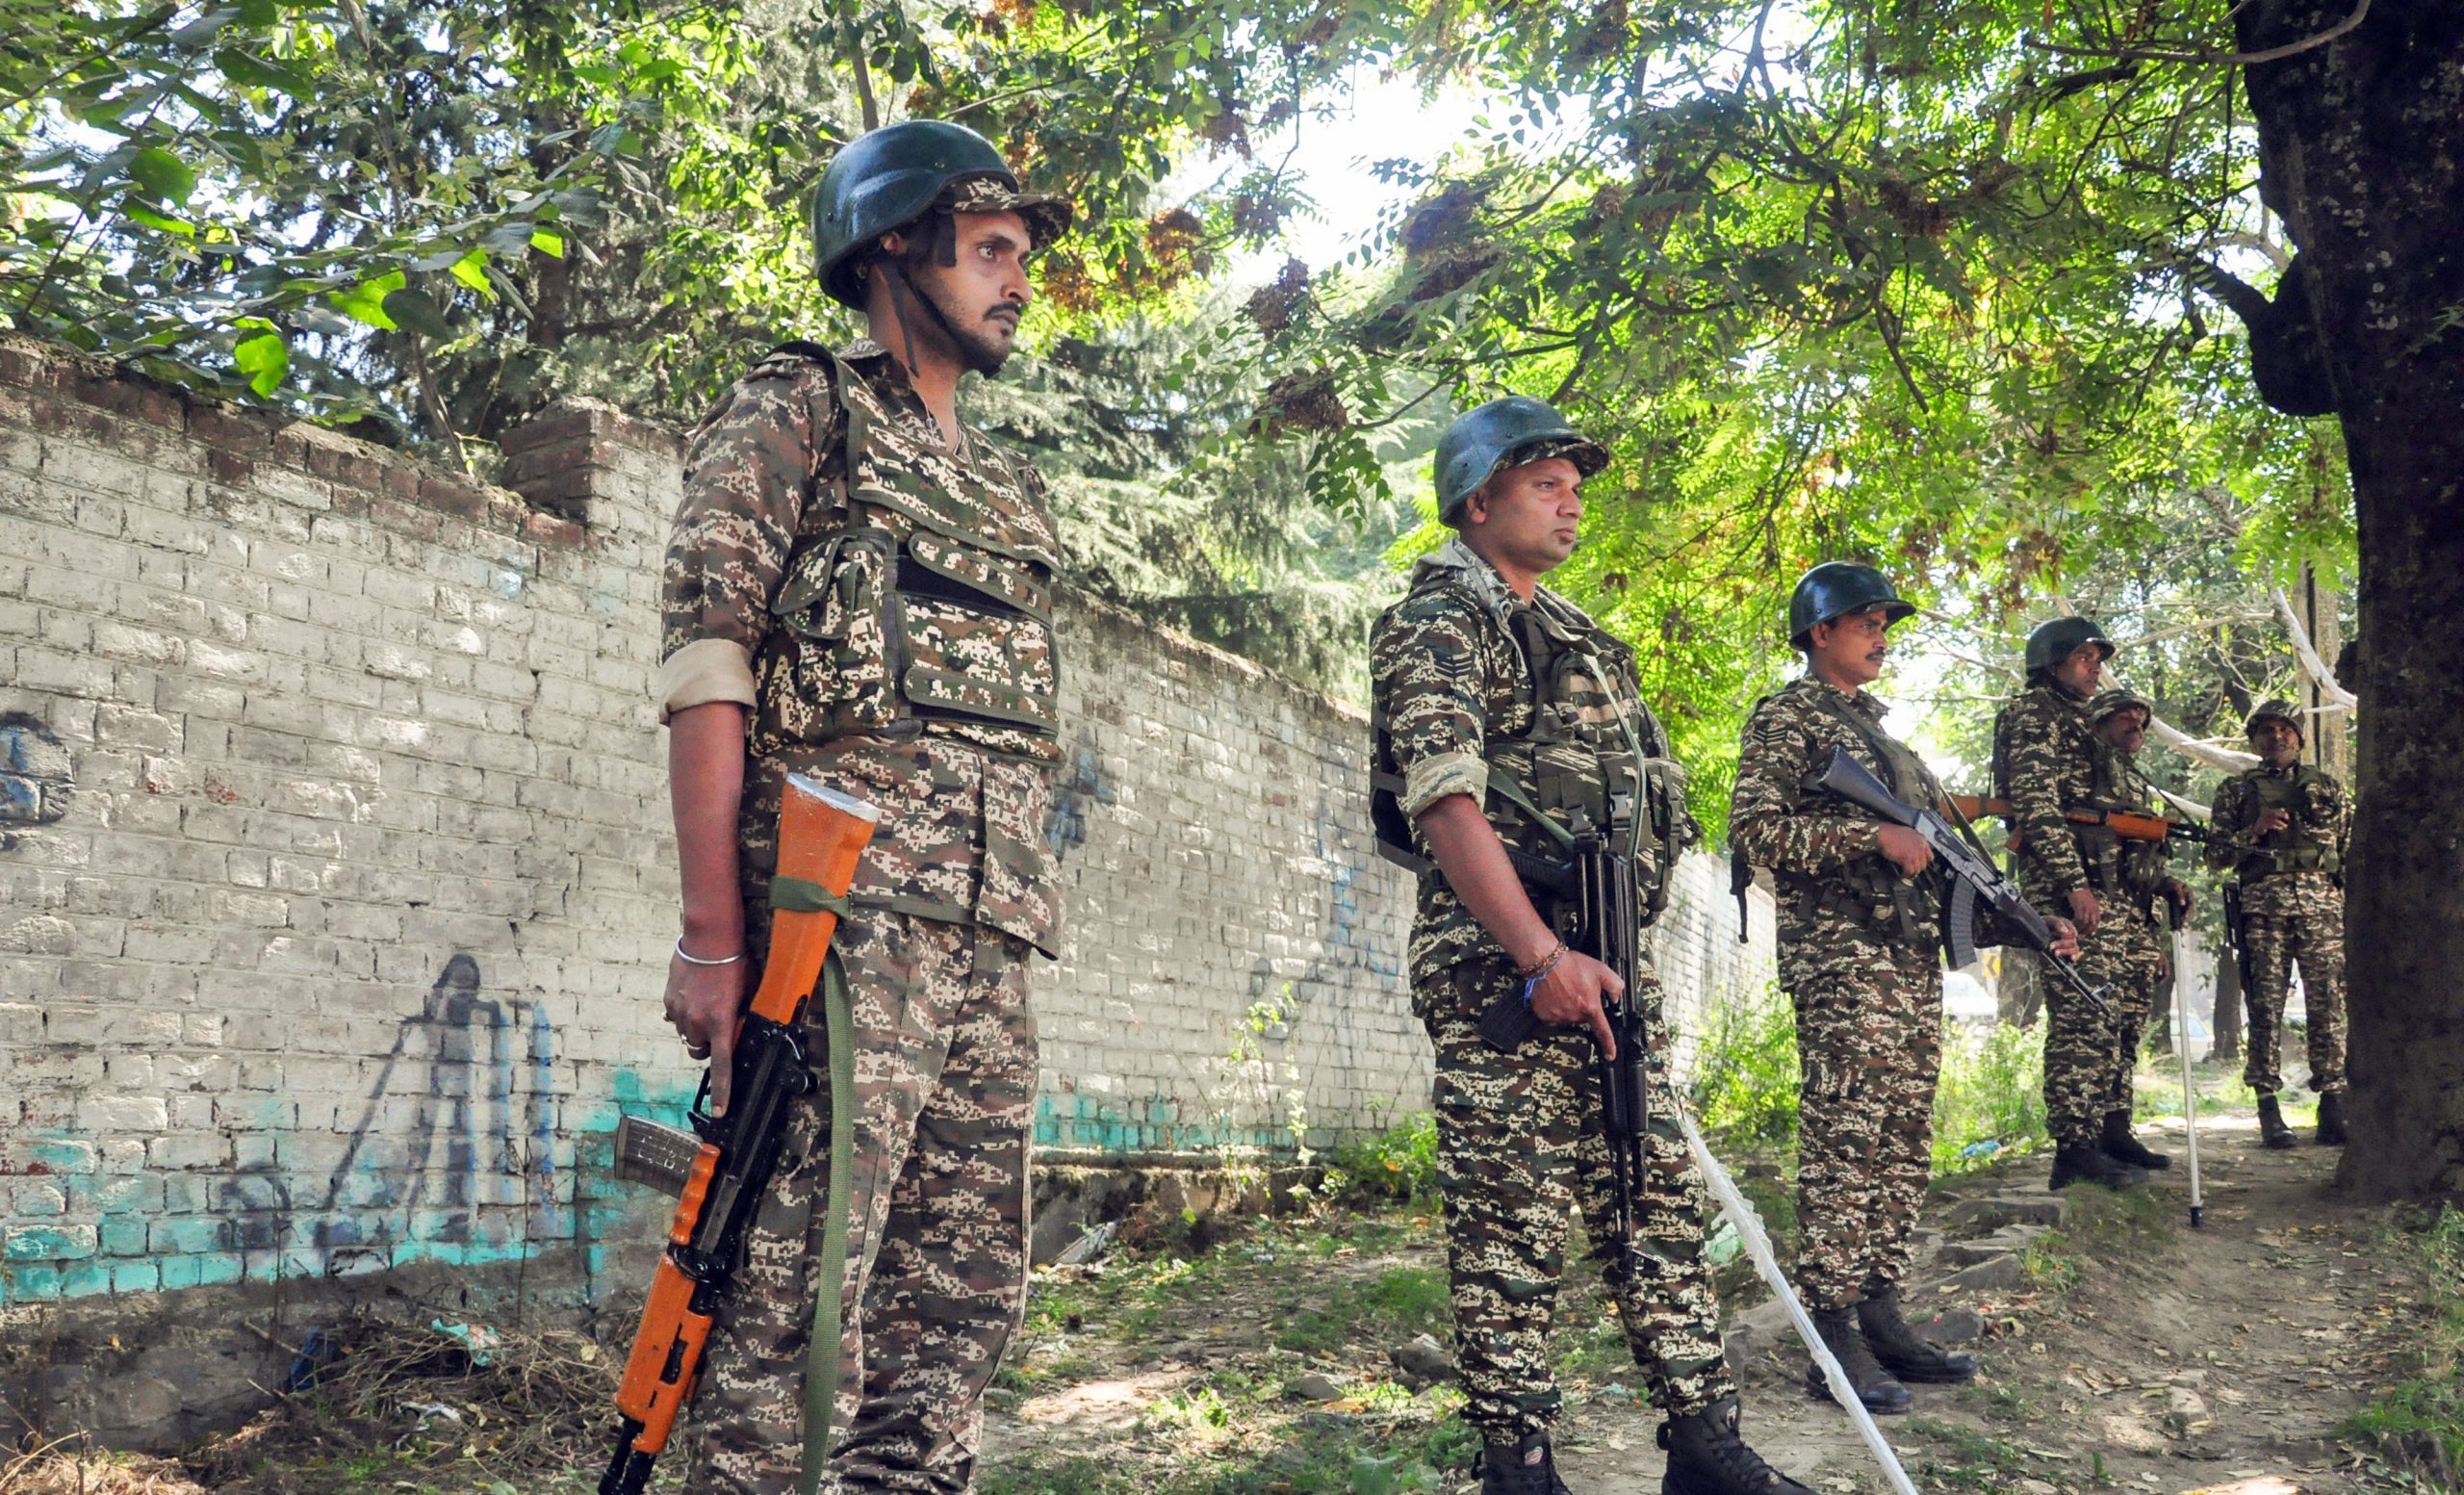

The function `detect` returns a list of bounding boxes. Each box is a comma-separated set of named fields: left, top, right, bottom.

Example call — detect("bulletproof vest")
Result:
left=2234, top=764, right=2344, bottom=880
left=760, top=344, right=1063, bottom=761
left=1772, top=685, right=1941, bottom=944
left=1372, top=564, right=1690, bottom=922
left=2067, top=747, right=2169, bottom=900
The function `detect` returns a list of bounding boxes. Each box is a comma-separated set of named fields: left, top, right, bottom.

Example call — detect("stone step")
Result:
left=1934, top=1224, right=2046, bottom=1266
left=1945, top=1193, right=2069, bottom=1230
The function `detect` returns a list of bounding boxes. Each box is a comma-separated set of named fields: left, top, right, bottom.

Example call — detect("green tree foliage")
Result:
left=1222, top=2, right=2355, bottom=821
left=2, top=0, right=1350, bottom=445
left=6, top=0, right=2360, bottom=740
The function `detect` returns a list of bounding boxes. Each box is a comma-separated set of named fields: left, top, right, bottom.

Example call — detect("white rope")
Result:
left=1673, top=1104, right=1923, bottom=1495
left=2269, top=586, right=2358, bottom=710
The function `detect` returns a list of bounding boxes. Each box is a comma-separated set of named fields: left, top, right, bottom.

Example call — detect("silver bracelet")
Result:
left=674, top=938, right=745, bottom=967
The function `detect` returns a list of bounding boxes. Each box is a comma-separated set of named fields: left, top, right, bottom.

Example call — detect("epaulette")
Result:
left=748, top=339, right=838, bottom=380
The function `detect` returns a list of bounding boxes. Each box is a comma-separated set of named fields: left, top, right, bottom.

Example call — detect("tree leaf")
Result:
left=380, top=287, right=457, bottom=341
left=126, top=147, right=197, bottom=205
left=449, top=250, right=493, bottom=297
left=529, top=228, right=565, bottom=259
left=333, top=270, right=406, bottom=330
left=232, top=329, right=289, bottom=397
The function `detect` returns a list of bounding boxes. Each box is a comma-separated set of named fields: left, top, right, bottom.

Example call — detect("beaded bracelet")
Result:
left=1515, top=940, right=1569, bottom=982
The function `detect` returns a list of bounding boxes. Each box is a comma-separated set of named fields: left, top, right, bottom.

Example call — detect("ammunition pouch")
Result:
left=758, top=346, right=1064, bottom=760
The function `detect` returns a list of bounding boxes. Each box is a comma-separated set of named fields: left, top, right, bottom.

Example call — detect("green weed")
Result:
left=1327, top=1111, right=1443, bottom=1209
left=1931, top=1019, right=2048, bottom=1174
left=1905, top=1416, right=2035, bottom=1491
left=2346, top=1204, right=2464, bottom=1490
left=1689, top=982, right=1799, bottom=1148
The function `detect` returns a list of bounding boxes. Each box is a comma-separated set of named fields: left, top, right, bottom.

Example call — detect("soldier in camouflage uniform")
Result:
left=2076, top=689, right=2194, bottom=1165
left=1372, top=398, right=1808, bottom=1495
left=2207, top=699, right=2350, bottom=1147
left=1730, top=563, right=2077, bottom=1415
left=656, top=120, right=1074, bottom=1495
left=1991, top=616, right=2150, bottom=1192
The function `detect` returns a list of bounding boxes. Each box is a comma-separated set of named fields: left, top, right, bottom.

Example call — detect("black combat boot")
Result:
left=1660, top=1397, right=1817, bottom=1495
left=2257, top=1093, right=2298, bottom=1149
left=2101, top=1108, right=2172, bottom=1170
left=2316, top=1090, right=2348, bottom=1146
left=1803, top=1304, right=1912, bottom=1414
left=1857, top=1288, right=1979, bottom=1383
left=1472, top=1431, right=1563, bottom=1495
left=2048, top=1139, right=2147, bottom=1191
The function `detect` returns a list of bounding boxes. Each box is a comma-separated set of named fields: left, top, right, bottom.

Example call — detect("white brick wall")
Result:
left=0, top=339, right=1777, bottom=1318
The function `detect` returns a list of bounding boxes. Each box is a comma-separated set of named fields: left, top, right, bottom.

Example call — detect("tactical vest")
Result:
left=2067, top=750, right=2170, bottom=902
left=2233, top=765, right=2344, bottom=881
left=1372, top=574, right=1690, bottom=923
left=1769, top=685, right=1941, bottom=943
left=760, top=344, right=1064, bottom=762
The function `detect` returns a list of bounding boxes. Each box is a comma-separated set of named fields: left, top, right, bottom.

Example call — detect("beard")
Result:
left=910, top=271, right=1017, bottom=375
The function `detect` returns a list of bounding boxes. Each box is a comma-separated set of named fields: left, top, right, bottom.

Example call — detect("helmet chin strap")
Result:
left=881, top=214, right=971, bottom=381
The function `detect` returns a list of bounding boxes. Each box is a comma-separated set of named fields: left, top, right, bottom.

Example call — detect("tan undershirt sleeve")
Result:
left=655, top=637, right=757, bottom=725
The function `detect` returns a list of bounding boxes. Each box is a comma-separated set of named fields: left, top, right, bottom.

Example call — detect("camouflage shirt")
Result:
left=1370, top=539, right=1682, bottom=986
left=657, top=339, right=1065, bottom=955
left=2207, top=761, right=2349, bottom=898
left=1731, top=675, right=1943, bottom=952
left=1994, top=681, right=2097, bottom=903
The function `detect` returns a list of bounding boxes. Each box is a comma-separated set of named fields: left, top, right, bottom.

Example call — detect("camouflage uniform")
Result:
left=2071, top=735, right=2175, bottom=1118
left=1370, top=538, right=1732, bottom=1440
left=1731, top=678, right=1945, bottom=1313
left=657, top=339, right=1064, bottom=1494
left=1999, top=684, right=2180, bottom=1128
left=2208, top=762, right=2349, bottom=1096
left=1993, top=682, right=2123, bottom=1147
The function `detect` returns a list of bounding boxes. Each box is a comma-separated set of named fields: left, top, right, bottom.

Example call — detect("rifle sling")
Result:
left=799, top=951, right=857, bottom=1495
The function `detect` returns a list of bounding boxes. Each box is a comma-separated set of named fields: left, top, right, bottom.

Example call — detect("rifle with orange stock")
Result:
left=602, top=773, right=881, bottom=1495
left=1944, top=795, right=2220, bottom=851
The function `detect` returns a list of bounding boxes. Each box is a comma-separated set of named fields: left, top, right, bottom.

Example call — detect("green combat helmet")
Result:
left=808, top=119, right=1073, bottom=308
left=2245, top=698, right=2303, bottom=739
left=1785, top=561, right=1913, bottom=648
left=1432, top=396, right=1609, bottom=524
left=2087, top=686, right=2152, bottom=724
left=2024, top=615, right=2116, bottom=674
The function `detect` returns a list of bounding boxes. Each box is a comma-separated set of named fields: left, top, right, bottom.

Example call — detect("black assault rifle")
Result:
left=1476, top=796, right=1652, bottom=1279
left=1812, top=746, right=2110, bottom=1018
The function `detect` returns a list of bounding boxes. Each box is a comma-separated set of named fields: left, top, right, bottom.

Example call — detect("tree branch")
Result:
left=2023, top=0, right=2370, bottom=68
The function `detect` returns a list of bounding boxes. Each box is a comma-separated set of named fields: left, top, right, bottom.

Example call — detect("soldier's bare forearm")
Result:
left=669, top=700, right=750, bottom=953
left=1416, top=792, right=1557, bottom=968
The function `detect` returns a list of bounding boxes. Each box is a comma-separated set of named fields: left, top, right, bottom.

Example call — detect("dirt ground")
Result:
left=5, top=1085, right=2445, bottom=1495
left=980, top=1095, right=2434, bottom=1495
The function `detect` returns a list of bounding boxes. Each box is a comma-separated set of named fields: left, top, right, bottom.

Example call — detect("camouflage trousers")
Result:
left=1784, top=935, right=1941, bottom=1312
left=2043, top=893, right=2168, bottom=1141
left=1420, top=955, right=1733, bottom=1438
left=2242, top=873, right=2348, bottom=1095
left=684, top=907, right=1038, bottom=1495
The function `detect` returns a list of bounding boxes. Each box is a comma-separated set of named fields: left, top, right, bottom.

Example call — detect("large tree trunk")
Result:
left=2238, top=4, right=2464, bottom=1199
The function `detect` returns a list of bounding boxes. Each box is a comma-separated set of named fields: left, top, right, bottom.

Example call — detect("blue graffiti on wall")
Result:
left=0, top=710, right=72, bottom=851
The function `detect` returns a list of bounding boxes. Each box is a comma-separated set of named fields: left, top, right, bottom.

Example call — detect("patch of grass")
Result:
left=1932, top=1019, right=2048, bottom=1174
left=1326, top=1112, right=1442, bottom=1209
left=1690, top=982, right=1800, bottom=1148
left=2019, top=1229, right=2081, bottom=1290
left=2346, top=1204, right=2464, bottom=1489
left=1905, top=1416, right=2036, bottom=1490
left=1271, top=1263, right=1449, bottom=1353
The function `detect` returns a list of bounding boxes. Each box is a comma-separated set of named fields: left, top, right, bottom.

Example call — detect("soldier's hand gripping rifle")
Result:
left=601, top=774, right=881, bottom=1495
left=1814, top=747, right=2108, bottom=1018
